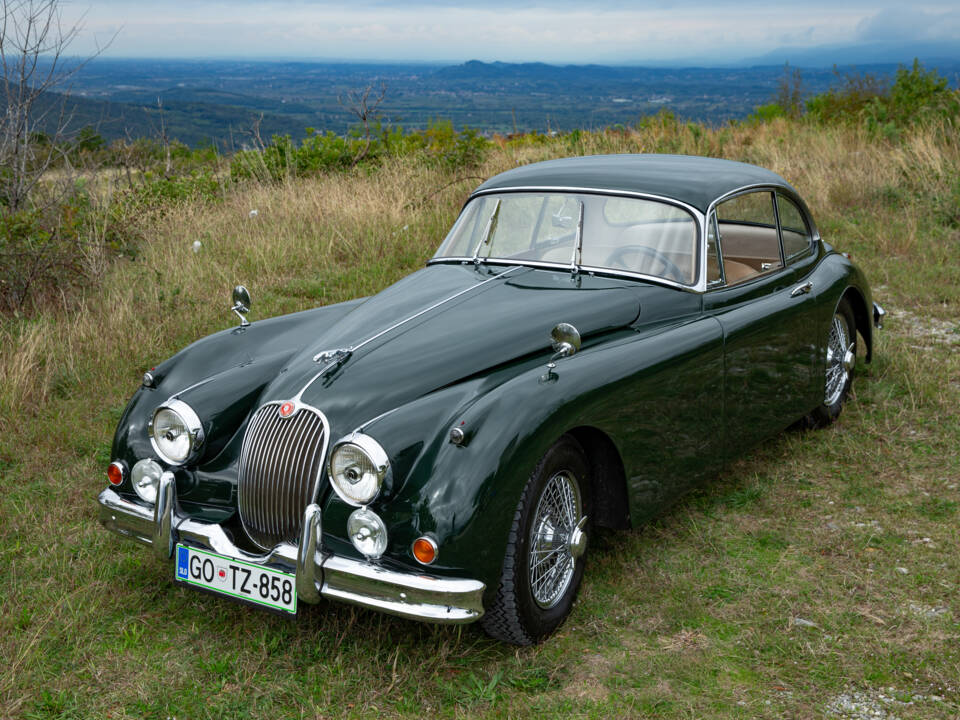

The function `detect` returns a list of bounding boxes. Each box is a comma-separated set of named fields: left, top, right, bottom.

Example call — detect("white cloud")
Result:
left=58, top=1, right=960, bottom=62
left=856, top=7, right=960, bottom=43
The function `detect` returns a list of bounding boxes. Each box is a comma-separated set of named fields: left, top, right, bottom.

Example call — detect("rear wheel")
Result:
left=807, top=297, right=857, bottom=427
left=481, top=436, right=591, bottom=645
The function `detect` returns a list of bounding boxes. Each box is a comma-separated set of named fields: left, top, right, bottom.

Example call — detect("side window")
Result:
left=715, top=191, right=782, bottom=285
left=776, top=193, right=812, bottom=262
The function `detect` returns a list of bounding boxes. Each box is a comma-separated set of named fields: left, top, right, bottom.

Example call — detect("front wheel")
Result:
left=806, top=297, right=857, bottom=427
left=481, top=436, right=591, bottom=645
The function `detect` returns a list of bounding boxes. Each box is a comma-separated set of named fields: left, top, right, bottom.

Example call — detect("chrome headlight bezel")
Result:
left=327, top=432, right=391, bottom=507
left=347, top=506, right=388, bottom=559
left=147, top=399, right=204, bottom=466
left=131, top=458, right=164, bottom=504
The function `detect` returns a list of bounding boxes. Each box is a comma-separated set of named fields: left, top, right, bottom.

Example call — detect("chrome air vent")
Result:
left=237, top=401, right=330, bottom=550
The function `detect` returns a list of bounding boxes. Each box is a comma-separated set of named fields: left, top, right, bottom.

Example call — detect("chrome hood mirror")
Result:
left=550, top=322, right=581, bottom=360
left=541, top=322, right=581, bottom=383
left=231, top=285, right=251, bottom=327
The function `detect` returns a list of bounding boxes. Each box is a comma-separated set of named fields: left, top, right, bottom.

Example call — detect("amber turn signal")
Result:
left=412, top=537, right=438, bottom=565
left=107, top=461, right=126, bottom=486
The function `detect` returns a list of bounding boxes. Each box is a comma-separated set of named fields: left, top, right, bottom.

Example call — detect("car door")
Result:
left=702, top=189, right=819, bottom=459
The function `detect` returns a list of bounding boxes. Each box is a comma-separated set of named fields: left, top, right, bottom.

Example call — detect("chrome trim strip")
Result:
left=97, top=487, right=485, bottom=623
left=467, top=185, right=703, bottom=215
left=352, top=264, right=520, bottom=354
left=293, top=265, right=520, bottom=401
left=428, top=258, right=700, bottom=293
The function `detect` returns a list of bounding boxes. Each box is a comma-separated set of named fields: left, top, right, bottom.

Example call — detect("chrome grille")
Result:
left=237, top=402, right=329, bottom=550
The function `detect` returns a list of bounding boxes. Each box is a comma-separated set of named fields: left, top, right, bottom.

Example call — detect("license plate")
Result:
left=175, top=544, right=297, bottom=614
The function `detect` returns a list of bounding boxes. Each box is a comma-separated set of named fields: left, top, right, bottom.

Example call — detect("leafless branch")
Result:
left=338, top=81, right=386, bottom=168
left=0, top=0, right=112, bottom=212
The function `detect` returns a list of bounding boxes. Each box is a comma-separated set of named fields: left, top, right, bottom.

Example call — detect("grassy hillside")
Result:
left=1, top=117, right=958, bottom=718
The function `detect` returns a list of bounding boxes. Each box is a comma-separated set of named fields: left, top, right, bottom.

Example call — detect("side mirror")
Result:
left=231, top=285, right=251, bottom=327
left=550, top=322, right=581, bottom=360
left=541, top=322, right=581, bottom=383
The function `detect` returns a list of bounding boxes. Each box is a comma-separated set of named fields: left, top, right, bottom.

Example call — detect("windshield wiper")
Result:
left=472, top=198, right=501, bottom=266
left=568, top=200, right=584, bottom=278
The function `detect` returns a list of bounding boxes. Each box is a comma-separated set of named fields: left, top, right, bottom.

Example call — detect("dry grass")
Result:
left=1, top=119, right=958, bottom=718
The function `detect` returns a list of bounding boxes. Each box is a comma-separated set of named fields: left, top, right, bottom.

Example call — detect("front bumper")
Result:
left=97, top=477, right=485, bottom=624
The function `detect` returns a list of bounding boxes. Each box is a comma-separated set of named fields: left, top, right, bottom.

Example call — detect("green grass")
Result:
left=2, top=119, right=959, bottom=718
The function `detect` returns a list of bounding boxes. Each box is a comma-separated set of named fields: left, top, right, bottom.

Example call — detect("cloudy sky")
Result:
left=64, top=1, right=960, bottom=64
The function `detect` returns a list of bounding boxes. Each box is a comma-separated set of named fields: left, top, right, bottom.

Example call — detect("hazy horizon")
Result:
left=63, top=2, right=960, bottom=66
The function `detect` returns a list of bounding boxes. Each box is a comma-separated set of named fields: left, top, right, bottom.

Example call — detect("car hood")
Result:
left=252, top=263, right=643, bottom=435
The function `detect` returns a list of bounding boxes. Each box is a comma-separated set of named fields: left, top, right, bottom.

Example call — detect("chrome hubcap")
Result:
left=825, top=312, right=853, bottom=406
left=528, top=471, right=585, bottom=609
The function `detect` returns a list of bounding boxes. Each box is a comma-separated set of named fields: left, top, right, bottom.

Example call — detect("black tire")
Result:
left=481, top=436, right=591, bottom=645
left=806, top=297, right=857, bottom=428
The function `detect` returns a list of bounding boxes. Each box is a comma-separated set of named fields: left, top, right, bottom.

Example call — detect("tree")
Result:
left=0, top=0, right=104, bottom=212
left=774, top=62, right=804, bottom=119
left=339, top=82, right=386, bottom=168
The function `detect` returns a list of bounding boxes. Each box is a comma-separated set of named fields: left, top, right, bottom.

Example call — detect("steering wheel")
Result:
left=606, top=245, right=686, bottom=283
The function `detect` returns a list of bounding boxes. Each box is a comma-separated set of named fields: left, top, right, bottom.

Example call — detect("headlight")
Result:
left=328, top=433, right=390, bottom=506
left=132, top=458, right=163, bottom=503
left=148, top=399, right=204, bottom=465
left=348, top=507, right=388, bottom=558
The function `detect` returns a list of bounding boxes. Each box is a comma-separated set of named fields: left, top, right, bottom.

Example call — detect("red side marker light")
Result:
left=107, top=461, right=125, bottom=486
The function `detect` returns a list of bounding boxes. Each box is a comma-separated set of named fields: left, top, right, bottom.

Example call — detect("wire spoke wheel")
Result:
left=481, top=436, right=591, bottom=644
left=825, top=311, right=852, bottom=406
left=528, top=470, right=582, bottom=609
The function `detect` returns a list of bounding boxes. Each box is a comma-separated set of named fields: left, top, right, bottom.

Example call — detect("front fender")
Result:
left=357, top=318, right=724, bottom=598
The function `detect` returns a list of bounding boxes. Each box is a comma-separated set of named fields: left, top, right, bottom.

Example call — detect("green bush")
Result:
left=0, top=208, right=79, bottom=314
left=806, top=60, right=958, bottom=130
left=230, top=120, right=489, bottom=182
left=123, top=170, right=224, bottom=209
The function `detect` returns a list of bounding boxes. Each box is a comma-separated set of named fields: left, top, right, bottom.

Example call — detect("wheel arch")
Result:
left=565, top=426, right=630, bottom=530
left=841, top=285, right=873, bottom=363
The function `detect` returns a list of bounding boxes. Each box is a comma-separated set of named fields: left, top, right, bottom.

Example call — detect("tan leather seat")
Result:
left=723, top=259, right=756, bottom=284
left=707, top=257, right=756, bottom=285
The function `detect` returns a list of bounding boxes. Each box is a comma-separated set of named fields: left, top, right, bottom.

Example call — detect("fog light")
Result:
left=412, top=536, right=438, bottom=565
left=132, top=458, right=163, bottom=504
left=107, top=461, right=127, bottom=486
left=347, top=507, right=387, bottom=559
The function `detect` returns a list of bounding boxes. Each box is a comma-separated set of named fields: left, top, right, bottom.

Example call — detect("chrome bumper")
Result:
left=873, top=302, right=886, bottom=329
left=97, top=481, right=485, bottom=624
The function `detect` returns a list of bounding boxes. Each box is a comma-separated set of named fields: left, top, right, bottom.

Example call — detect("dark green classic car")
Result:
left=98, top=154, right=883, bottom=645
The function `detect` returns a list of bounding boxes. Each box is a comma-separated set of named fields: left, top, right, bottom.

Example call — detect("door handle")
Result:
left=790, top=281, right=813, bottom=298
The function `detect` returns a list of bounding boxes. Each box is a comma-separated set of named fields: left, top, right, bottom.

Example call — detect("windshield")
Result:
left=433, top=192, right=699, bottom=285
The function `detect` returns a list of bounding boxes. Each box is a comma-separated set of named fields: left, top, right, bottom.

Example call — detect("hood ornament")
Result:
left=312, top=348, right=353, bottom=376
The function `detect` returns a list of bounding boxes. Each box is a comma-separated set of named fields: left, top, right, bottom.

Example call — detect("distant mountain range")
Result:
left=29, top=52, right=959, bottom=147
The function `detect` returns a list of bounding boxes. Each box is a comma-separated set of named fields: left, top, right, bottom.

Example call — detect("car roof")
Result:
left=472, top=154, right=797, bottom=213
